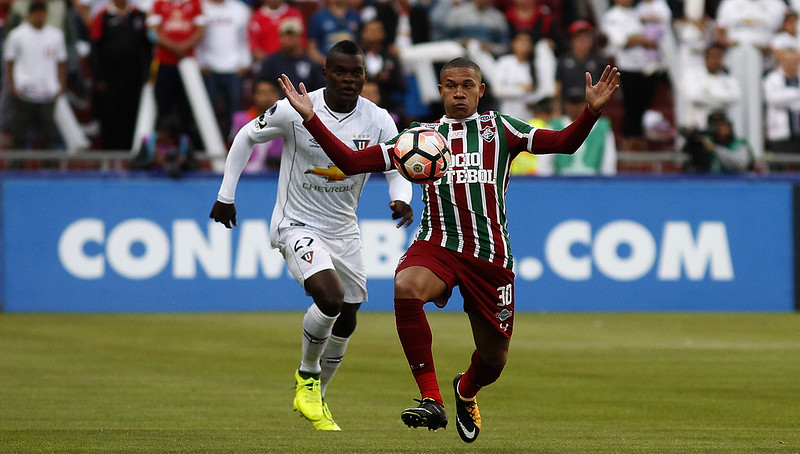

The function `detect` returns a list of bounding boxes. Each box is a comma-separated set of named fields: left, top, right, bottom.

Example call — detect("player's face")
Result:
left=438, top=67, right=485, bottom=120
left=323, top=53, right=367, bottom=112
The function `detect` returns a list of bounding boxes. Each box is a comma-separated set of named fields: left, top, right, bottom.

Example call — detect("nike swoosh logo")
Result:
left=457, top=417, right=476, bottom=438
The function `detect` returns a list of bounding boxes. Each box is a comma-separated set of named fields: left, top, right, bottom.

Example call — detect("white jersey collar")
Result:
left=439, top=112, right=480, bottom=124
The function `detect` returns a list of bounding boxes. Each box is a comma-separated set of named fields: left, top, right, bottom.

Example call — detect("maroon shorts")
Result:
left=396, top=241, right=515, bottom=337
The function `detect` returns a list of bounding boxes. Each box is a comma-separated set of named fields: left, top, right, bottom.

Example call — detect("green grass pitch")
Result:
left=1, top=311, right=798, bottom=453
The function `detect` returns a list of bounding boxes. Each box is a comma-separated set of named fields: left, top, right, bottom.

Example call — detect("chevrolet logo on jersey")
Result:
left=305, top=164, right=347, bottom=181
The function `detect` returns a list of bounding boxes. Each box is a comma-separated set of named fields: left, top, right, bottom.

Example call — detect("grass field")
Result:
left=1, top=311, right=799, bottom=453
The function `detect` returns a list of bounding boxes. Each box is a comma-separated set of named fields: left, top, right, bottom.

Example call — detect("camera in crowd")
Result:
left=680, top=111, right=735, bottom=173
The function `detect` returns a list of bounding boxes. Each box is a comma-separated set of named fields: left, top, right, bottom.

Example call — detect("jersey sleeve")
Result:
left=499, top=114, right=537, bottom=159
left=376, top=108, right=412, bottom=203
left=244, top=100, right=294, bottom=144
left=217, top=102, right=291, bottom=203
left=532, top=106, right=600, bottom=155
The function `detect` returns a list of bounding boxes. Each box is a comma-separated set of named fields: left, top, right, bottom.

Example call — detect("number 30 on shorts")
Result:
left=496, top=284, right=512, bottom=307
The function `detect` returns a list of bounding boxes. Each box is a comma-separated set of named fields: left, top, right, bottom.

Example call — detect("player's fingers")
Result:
left=298, top=82, right=308, bottom=96
left=232, top=214, right=237, bottom=227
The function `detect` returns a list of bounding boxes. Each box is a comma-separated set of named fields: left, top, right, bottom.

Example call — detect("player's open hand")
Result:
left=390, top=200, right=413, bottom=228
left=278, top=74, right=315, bottom=122
left=585, top=65, right=621, bottom=116
left=210, top=201, right=237, bottom=229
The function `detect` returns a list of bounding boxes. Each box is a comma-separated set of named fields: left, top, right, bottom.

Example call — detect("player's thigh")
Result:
left=327, top=236, right=367, bottom=305
left=394, top=241, right=455, bottom=304
left=279, top=229, right=336, bottom=288
left=459, top=259, right=515, bottom=338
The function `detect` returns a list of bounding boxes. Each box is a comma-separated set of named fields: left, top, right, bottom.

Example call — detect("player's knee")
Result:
left=394, top=273, right=424, bottom=300
left=313, top=294, right=343, bottom=317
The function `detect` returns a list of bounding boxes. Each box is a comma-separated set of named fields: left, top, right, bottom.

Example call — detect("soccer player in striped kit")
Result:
left=278, top=58, right=620, bottom=442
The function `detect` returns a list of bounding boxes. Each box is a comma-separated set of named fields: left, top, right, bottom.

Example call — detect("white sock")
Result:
left=299, top=304, right=338, bottom=376
left=320, top=335, right=350, bottom=397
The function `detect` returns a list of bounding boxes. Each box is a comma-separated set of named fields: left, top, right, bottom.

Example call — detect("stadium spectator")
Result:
left=555, top=20, right=607, bottom=117
left=248, top=0, right=306, bottom=66
left=359, top=19, right=405, bottom=115
left=682, top=110, right=754, bottom=173
left=371, top=0, right=430, bottom=56
left=763, top=45, right=800, bottom=154
left=504, top=0, right=566, bottom=55
left=491, top=30, right=555, bottom=121
left=306, top=0, right=362, bottom=66
left=196, top=0, right=251, bottom=141
left=600, top=0, right=661, bottom=151
left=3, top=0, right=66, bottom=157
left=636, top=0, right=672, bottom=72
left=770, top=9, right=800, bottom=56
left=6, top=0, right=84, bottom=119
left=257, top=18, right=324, bottom=95
left=361, top=79, right=400, bottom=125
left=89, top=0, right=152, bottom=151
left=210, top=40, right=414, bottom=432
left=146, top=0, right=206, bottom=148
left=0, top=0, right=12, bottom=144
left=132, top=112, right=196, bottom=178
left=230, top=78, right=283, bottom=172
left=537, top=88, right=617, bottom=175
left=428, top=0, right=461, bottom=41
left=277, top=57, right=619, bottom=443
left=679, top=42, right=741, bottom=132
left=673, top=6, right=717, bottom=72
left=715, top=0, right=785, bottom=51
left=444, top=0, right=510, bottom=57
left=371, top=0, right=431, bottom=126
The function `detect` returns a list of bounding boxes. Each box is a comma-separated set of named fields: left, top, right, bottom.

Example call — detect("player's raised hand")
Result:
left=210, top=201, right=237, bottom=229
left=585, top=65, right=621, bottom=115
left=278, top=74, right=315, bottom=122
left=390, top=200, right=414, bottom=228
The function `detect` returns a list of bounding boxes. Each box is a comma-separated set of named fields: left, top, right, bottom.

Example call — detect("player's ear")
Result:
left=479, top=83, right=486, bottom=98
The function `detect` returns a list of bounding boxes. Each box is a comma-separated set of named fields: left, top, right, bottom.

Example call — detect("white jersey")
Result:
left=217, top=88, right=410, bottom=246
left=3, top=22, right=67, bottom=103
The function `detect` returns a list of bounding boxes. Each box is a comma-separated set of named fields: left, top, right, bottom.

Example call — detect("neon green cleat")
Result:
left=311, top=402, right=342, bottom=431
left=293, top=369, right=323, bottom=422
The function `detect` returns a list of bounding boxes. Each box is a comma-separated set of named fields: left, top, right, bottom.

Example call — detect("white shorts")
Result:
left=278, top=228, right=367, bottom=304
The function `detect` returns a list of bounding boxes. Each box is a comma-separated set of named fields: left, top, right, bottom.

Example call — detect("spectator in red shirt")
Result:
left=248, top=0, right=306, bottom=67
left=146, top=0, right=206, bottom=147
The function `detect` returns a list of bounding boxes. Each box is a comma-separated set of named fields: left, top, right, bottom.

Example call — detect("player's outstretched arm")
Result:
left=586, top=65, right=620, bottom=115
left=532, top=66, right=621, bottom=155
left=277, top=74, right=390, bottom=175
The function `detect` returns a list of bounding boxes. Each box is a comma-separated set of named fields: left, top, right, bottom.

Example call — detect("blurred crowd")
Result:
left=1, top=0, right=800, bottom=175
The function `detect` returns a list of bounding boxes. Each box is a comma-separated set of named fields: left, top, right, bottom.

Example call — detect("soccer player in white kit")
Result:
left=209, top=40, right=414, bottom=431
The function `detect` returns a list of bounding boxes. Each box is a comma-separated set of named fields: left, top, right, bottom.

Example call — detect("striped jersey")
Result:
left=387, top=111, right=537, bottom=270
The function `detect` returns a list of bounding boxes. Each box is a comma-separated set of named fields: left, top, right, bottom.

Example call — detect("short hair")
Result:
left=327, top=40, right=365, bottom=60
left=439, top=57, right=482, bottom=82
left=29, top=1, right=48, bottom=13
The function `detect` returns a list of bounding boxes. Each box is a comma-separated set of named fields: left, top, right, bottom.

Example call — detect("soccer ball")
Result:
left=391, top=127, right=452, bottom=183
